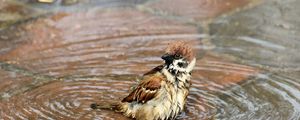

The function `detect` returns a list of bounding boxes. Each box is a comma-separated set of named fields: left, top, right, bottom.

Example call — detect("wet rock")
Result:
left=0, top=0, right=43, bottom=30
left=142, top=0, right=257, bottom=21
left=37, top=0, right=55, bottom=3
left=281, top=71, right=300, bottom=81
left=61, top=0, right=80, bottom=5
left=210, top=0, right=300, bottom=73
left=18, top=0, right=149, bottom=10
left=36, top=0, right=82, bottom=5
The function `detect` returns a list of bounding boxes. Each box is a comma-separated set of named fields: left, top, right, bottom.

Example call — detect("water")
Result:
left=0, top=0, right=300, bottom=119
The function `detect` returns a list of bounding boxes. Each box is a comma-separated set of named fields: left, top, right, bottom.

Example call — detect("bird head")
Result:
left=161, top=41, right=196, bottom=74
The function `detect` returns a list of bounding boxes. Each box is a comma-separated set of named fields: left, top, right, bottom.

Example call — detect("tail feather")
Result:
left=90, top=102, right=120, bottom=111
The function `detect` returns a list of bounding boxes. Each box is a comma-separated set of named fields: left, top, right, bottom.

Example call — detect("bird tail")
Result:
left=90, top=102, right=121, bottom=111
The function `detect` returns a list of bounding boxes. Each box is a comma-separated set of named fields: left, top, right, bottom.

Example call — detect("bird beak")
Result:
left=161, top=53, right=173, bottom=63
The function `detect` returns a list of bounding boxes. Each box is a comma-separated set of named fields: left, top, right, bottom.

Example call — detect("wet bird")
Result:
left=91, top=41, right=196, bottom=120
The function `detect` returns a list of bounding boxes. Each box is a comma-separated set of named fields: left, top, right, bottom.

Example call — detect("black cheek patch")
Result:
left=178, top=62, right=188, bottom=68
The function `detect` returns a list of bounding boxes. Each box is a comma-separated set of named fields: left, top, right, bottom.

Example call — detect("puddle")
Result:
left=0, top=0, right=300, bottom=119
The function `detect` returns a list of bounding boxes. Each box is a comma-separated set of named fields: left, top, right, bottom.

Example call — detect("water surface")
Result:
left=0, top=0, right=300, bottom=119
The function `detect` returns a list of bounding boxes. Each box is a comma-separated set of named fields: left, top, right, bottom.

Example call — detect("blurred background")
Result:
left=0, top=0, right=299, bottom=119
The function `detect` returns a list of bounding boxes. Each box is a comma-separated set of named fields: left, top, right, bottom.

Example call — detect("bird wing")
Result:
left=143, top=65, right=164, bottom=76
left=122, top=74, right=164, bottom=103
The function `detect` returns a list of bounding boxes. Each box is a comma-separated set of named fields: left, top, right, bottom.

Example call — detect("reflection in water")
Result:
left=0, top=0, right=300, bottom=119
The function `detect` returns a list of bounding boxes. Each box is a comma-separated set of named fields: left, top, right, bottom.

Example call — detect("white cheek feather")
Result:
left=162, top=68, right=175, bottom=82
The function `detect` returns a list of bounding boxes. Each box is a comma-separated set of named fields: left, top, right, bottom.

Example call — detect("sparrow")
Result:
left=91, top=41, right=196, bottom=120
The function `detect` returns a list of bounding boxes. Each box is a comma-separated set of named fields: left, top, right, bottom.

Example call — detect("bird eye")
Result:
left=174, top=54, right=181, bottom=59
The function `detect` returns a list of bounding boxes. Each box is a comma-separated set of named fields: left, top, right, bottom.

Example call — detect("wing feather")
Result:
left=122, top=74, right=164, bottom=103
left=143, top=65, right=163, bottom=76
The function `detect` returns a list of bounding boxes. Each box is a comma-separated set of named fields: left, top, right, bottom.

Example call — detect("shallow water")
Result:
left=0, top=0, right=300, bottom=119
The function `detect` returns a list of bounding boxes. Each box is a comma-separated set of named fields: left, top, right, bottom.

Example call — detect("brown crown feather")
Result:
left=165, top=41, right=195, bottom=62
